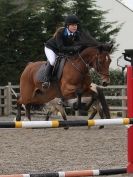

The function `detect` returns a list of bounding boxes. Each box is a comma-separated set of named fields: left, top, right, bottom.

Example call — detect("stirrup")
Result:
left=42, top=81, right=50, bottom=89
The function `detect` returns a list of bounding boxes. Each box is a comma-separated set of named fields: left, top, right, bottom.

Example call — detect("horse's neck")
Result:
left=66, top=56, right=88, bottom=74
left=80, top=47, right=96, bottom=67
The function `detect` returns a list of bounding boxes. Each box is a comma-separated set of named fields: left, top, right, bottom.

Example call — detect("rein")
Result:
left=66, top=53, right=89, bottom=76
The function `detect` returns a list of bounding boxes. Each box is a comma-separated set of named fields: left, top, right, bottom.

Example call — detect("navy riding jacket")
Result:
left=45, top=27, right=100, bottom=54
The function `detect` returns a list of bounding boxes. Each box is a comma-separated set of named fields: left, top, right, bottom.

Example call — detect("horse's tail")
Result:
left=96, top=86, right=111, bottom=119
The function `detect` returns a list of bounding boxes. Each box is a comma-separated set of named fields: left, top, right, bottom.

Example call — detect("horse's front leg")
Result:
left=57, top=104, right=69, bottom=130
left=86, top=97, right=96, bottom=119
left=45, top=111, right=51, bottom=121
left=97, top=86, right=111, bottom=119
left=84, top=86, right=102, bottom=129
left=62, top=114, right=69, bottom=130
left=25, top=103, right=31, bottom=121
left=88, top=106, right=97, bottom=120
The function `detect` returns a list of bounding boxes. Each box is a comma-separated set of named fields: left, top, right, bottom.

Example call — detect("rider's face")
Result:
left=68, top=24, right=78, bottom=33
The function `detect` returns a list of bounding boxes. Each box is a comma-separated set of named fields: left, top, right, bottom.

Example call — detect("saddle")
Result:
left=36, top=56, right=66, bottom=84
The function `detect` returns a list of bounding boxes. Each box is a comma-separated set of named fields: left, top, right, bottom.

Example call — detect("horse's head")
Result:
left=82, top=44, right=113, bottom=86
left=95, top=44, right=113, bottom=86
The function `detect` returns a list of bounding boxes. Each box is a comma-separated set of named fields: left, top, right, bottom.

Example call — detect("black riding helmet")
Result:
left=65, top=15, right=80, bottom=26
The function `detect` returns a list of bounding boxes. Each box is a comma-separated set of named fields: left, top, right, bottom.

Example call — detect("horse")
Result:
left=44, top=83, right=111, bottom=129
left=16, top=44, right=113, bottom=121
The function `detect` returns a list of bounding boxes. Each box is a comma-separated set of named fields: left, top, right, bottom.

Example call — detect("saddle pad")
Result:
left=35, top=58, right=66, bottom=83
left=36, top=63, right=47, bottom=82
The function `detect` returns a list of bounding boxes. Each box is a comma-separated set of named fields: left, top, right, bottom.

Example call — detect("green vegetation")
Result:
left=0, top=0, right=122, bottom=85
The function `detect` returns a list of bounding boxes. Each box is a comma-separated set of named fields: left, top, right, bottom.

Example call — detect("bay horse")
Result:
left=16, top=45, right=112, bottom=121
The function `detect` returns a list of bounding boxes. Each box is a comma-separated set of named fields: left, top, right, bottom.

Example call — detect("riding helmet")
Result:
left=65, top=15, right=80, bottom=26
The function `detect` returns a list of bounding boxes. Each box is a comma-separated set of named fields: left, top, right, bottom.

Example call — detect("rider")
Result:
left=43, top=14, right=100, bottom=88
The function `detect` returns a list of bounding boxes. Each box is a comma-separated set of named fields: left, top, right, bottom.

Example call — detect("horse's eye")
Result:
left=106, top=56, right=109, bottom=62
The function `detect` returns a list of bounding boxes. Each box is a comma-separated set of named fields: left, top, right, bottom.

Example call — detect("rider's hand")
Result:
left=73, top=46, right=81, bottom=52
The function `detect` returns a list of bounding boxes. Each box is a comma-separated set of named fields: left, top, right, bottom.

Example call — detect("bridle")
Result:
left=67, top=51, right=110, bottom=78
left=95, top=53, right=110, bottom=77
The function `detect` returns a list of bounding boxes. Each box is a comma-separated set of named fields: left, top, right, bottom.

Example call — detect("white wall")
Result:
left=96, top=0, right=133, bottom=69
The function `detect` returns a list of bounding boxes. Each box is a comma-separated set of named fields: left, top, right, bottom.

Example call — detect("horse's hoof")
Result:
left=64, top=126, right=69, bottom=130
left=99, top=125, right=104, bottom=129
left=15, top=117, right=21, bottom=121
left=45, top=116, right=49, bottom=121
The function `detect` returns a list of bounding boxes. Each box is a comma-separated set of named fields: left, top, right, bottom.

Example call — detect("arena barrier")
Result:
left=0, top=167, right=127, bottom=177
left=0, top=118, right=133, bottom=128
left=127, top=57, right=133, bottom=172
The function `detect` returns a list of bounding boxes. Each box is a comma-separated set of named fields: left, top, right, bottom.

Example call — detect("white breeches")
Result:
left=45, top=47, right=57, bottom=66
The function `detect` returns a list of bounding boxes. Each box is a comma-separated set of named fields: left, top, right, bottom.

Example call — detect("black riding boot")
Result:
left=42, top=62, right=53, bottom=88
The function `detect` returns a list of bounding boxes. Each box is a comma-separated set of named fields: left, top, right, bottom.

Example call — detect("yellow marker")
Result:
left=88, top=120, right=95, bottom=126
left=123, top=118, right=130, bottom=125
left=15, top=121, right=22, bottom=128
left=52, top=120, right=59, bottom=128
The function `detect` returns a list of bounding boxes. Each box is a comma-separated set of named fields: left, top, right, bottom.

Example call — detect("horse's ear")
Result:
left=107, top=43, right=113, bottom=52
left=98, top=43, right=113, bottom=53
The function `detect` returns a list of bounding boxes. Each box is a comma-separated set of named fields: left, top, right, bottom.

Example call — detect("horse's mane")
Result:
left=76, top=30, right=100, bottom=48
left=77, top=31, right=113, bottom=54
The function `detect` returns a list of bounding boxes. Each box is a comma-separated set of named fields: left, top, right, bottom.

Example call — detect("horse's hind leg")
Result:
left=25, top=103, right=31, bottom=121
left=98, top=105, right=105, bottom=129
left=16, top=94, right=22, bottom=121
left=16, top=103, right=22, bottom=121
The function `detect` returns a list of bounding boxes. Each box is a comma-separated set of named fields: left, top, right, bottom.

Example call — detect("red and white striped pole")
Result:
left=127, top=65, right=133, bottom=173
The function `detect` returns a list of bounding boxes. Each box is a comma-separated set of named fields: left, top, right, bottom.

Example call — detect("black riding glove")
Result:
left=73, top=46, right=81, bottom=52
left=62, top=46, right=81, bottom=55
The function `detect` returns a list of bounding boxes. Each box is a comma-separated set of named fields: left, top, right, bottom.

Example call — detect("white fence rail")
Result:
left=0, top=83, right=127, bottom=117
left=103, top=85, right=127, bottom=117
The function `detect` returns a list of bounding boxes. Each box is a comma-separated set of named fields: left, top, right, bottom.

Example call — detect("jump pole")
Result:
left=0, top=168, right=127, bottom=177
left=0, top=118, right=133, bottom=128
left=124, top=49, right=133, bottom=173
